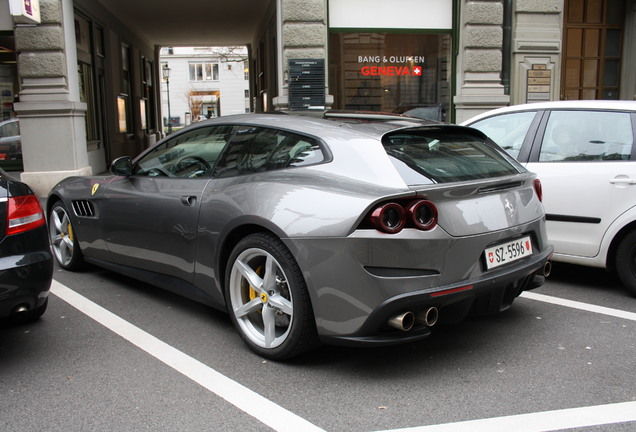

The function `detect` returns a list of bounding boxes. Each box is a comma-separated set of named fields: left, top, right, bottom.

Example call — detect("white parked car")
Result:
left=462, top=100, right=636, bottom=296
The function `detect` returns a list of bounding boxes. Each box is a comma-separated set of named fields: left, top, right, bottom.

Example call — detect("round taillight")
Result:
left=533, top=179, right=543, bottom=202
left=409, top=200, right=438, bottom=231
left=370, top=203, right=406, bottom=233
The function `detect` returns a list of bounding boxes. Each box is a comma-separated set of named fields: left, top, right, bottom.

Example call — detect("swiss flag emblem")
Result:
left=488, top=252, right=494, bottom=263
left=413, top=66, right=422, bottom=76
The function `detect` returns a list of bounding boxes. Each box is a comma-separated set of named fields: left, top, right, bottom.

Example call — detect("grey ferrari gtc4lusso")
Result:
left=47, top=113, right=553, bottom=359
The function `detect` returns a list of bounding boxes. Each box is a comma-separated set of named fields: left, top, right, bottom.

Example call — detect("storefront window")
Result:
left=75, top=12, right=102, bottom=149
left=329, top=33, right=451, bottom=121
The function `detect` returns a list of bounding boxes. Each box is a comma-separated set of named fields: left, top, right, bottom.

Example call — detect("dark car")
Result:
left=47, top=114, right=552, bottom=359
left=0, top=169, right=53, bottom=323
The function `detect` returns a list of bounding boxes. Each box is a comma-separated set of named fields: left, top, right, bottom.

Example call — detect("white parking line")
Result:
left=521, top=291, right=636, bottom=321
left=375, top=401, right=636, bottom=432
left=50, top=280, right=326, bottom=432
left=51, top=280, right=636, bottom=432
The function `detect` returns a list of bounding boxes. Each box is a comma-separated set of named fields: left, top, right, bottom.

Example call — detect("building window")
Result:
left=74, top=12, right=102, bottom=150
left=140, top=57, right=156, bottom=132
left=329, top=32, right=451, bottom=121
left=189, top=62, right=219, bottom=81
left=243, top=62, right=249, bottom=80
left=119, top=43, right=133, bottom=133
left=561, top=0, right=625, bottom=100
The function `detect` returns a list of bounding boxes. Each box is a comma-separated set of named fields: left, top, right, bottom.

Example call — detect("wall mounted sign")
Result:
left=288, top=59, right=325, bottom=110
left=527, top=64, right=551, bottom=101
left=9, top=0, right=40, bottom=24
left=329, top=0, right=452, bottom=30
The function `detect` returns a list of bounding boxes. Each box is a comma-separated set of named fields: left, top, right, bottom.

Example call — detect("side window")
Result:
left=539, top=111, right=633, bottom=162
left=214, top=126, right=324, bottom=178
left=133, top=125, right=237, bottom=178
left=0, top=121, right=19, bottom=138
left=469, top=111, right=537, bottom=159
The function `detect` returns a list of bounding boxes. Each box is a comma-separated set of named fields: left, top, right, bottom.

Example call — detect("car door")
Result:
left=526, top=109, right=636, bottom=258
left=99, top=124, right=237, bottom=283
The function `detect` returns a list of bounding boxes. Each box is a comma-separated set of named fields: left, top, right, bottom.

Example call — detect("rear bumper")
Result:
left=0, top=251, right=53, bottom=319
left=312, top=238, right=553, bottom=346
left=320, top=244, right=552, bottom=346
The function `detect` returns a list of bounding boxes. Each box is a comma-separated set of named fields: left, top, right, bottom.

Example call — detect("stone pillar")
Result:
left=511, top=0, right=562, bottom=105
left=13, top=0, right=91, bottom=197
left=454, top=0, right=510, bottom=123
left=273, top=0, right=332, bottom=110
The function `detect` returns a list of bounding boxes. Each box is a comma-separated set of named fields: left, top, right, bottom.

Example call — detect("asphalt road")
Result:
left=1, top=261, right=635, bottom=432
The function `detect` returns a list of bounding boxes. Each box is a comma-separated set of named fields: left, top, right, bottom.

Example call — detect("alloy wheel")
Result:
left=228, top=247, right=294, bottom=349
left=49, top=204, right=76, bottom=267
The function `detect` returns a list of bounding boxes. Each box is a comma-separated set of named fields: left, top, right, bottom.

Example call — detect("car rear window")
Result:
left=382, top=127, right=521, bottom=185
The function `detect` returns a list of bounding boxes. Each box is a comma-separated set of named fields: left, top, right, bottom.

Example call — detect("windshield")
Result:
left=383, top=127, right=521, bottom=185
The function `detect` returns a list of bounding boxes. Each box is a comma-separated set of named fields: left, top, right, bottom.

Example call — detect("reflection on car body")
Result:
left=47, top=113, right=552, bottom=359
left=463, top=100, right=636, bottom=296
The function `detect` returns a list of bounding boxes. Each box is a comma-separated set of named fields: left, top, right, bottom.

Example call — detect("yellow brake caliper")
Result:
left=248, top=265, right=264, bottom=312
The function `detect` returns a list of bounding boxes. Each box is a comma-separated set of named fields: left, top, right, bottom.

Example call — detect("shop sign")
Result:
left=358, top=55, right=425, bottom=77
left=361, top=66, right=422, bottom=76
left=9, top=0, right=40, bottom=24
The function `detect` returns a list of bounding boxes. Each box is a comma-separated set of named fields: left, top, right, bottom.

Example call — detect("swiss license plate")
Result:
left=484, top=236, right=533, bottom=270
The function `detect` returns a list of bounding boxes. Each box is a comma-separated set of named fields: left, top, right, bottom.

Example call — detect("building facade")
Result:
left=1, top=0, right=635, bottom=196
left=159, top=46, right=250, bottom=129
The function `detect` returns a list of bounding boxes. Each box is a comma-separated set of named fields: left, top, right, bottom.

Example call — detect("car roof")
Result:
left=196, top=113, right=477, bottom=141
left=462, top=100, right=636, bottom=125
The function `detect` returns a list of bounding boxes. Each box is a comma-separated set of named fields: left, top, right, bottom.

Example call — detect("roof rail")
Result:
left=322, top=110, right=431, bottom=122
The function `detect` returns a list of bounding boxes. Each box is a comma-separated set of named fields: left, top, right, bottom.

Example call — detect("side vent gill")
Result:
left=72, top=200, right=95, bottom=217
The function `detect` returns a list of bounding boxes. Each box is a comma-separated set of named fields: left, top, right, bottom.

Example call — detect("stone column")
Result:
left=511, top=0, right=562, bottom=105
left=273, top=0, right=332, bottom=110
left=454, top=0, right=510, bottom=123
left=13, top=0, right=91, bottom=197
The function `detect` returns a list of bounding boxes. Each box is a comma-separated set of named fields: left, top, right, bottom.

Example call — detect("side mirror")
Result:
left=110, top=156, right=133, bottom=176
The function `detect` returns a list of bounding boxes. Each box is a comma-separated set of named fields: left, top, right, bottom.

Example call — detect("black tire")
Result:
left=615, top=230, right=636, bottom=297
left=49, top=201, right=84, bottom=270
left=225, top=232, right=320, bottom=360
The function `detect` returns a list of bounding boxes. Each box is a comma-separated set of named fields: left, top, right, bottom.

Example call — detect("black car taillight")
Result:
left=6, top=195, right=46, bottom=236
left=367, top=199, right=438, bottom=234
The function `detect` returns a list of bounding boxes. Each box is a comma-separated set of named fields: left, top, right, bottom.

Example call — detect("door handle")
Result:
left=181, top=196, right=197, bottom=206
left=610, top=176, right=636, bottom=185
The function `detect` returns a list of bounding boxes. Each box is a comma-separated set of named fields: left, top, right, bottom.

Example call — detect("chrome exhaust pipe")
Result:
left=12, top=305, right=28, bottom=315
left=417, top=307, right=439, bottom=327
left=543, top=261, right=552, bottom=277
left=388, top=311, right=415, bottom=331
